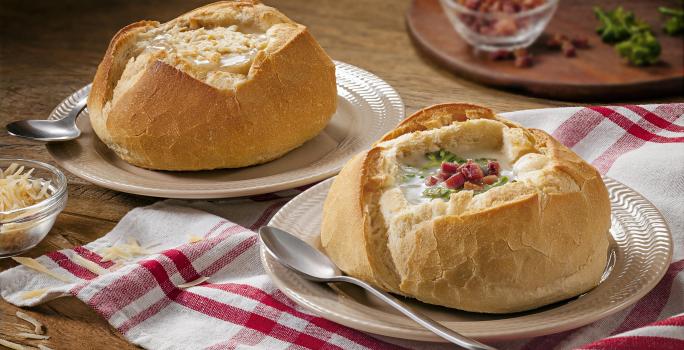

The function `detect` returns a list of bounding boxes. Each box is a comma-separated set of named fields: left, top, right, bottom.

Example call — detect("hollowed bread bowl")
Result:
left=88, top=1, right=337, bottom=170
left=321, top=103, right=611, bottom=313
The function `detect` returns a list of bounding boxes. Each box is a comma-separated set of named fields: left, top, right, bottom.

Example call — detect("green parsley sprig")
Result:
left=422, top=186, right=454, bottom=200
left=615, top=30, right=661, bottom=66
left=423, top=150, right=465, bottom=169
left=594, top=6, right=661, bottom=66
left=481, top=175, right=509, bottom=192
left=594, top=6, right=646, bottom=43
left=659, top=6, right=684, bottom=35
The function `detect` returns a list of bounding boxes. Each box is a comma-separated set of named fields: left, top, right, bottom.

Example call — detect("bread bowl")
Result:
left=321, top=103, right=611, bottom=313
left=88, top=1, right=337, bottom=171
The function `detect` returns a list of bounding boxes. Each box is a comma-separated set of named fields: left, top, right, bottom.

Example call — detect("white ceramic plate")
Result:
left=46, top=61, right=404, bottom=198
left=262, top=177, right=673, bottom=342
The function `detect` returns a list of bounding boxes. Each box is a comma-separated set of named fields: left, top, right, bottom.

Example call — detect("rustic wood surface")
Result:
left=407, top=0, right=684, bottom=100
left=0, top=0, right=681, bottom=349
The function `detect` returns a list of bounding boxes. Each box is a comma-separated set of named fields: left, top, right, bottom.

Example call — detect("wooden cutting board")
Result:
left=406, top=0, right=684, bottom=100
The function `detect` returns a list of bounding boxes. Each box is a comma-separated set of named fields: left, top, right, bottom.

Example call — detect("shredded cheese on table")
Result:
left=16, top=332, right=50, bottom=340
left=0, top=163, right=51, bottom=212
left=2, top=310, right=52, bottom=350
left=0, top=338, right=26, bottom=350
left=15, top=311, right=45, bottom=335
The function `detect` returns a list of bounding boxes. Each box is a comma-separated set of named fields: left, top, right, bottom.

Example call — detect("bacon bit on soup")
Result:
left=445, top=173, right=467, bottom=189
left=436, top=172, right=451, bottom=181
left=440, top=162, right=459, bottom=174
left=483, top=174, right=499, bottom=185
left=487, top=160, right=500, bottom=176
left=425, top=176, right=440, bottom=186
left=461, top=160, right=485, bottom=181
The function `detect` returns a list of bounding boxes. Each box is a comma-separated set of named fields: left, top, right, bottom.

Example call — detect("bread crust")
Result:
left=322, top=103, right=611, bottom=313
left=88, top=1, right=336, bottom=170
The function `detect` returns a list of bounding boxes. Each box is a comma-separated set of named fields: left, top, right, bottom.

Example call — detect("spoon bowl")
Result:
left=259, top=226, right=340, bottom=281
left=5, top=97, right=87, bottom=142
left=6, top=119, right=82, bottom=141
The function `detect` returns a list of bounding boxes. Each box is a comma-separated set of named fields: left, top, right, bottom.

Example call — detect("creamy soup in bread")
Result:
left=117, top=22, right=271, bottom=94
left=398, top=149, right=515, bottom=205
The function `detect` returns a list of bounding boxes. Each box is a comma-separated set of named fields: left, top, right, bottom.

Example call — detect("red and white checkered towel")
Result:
left=1, top=104, right=683, bottom=350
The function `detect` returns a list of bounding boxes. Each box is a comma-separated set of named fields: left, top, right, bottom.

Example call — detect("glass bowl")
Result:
left=0, top=159, right=67, bottom=257
left=439, top=0, right=559, bottom=52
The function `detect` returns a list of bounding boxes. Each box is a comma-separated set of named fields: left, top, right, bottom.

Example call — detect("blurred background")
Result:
left=1, top=0, right=682, bottom=163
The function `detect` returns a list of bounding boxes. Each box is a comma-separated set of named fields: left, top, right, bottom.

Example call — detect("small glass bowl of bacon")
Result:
left=439, top=0, right=559, bottom=52
left=0, top=159, right=67, bottom=257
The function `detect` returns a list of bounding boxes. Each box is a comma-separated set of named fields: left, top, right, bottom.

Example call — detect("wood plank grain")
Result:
left=0, top=0, right=681, bottom=349
left=1, top=298, right=137, bottom=349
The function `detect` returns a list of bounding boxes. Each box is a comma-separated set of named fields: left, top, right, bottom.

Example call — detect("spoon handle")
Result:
left=62, top=96, right=88, bottom=123
left=336, top=276, right=497, bottom=350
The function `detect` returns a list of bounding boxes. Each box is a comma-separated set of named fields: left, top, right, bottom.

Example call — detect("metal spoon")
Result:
left=259, top=226, right=497, bottom=350
left=6, top=96, right=86, bottom=141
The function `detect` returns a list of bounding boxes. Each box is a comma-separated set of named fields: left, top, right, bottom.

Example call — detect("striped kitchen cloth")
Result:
left=0, top=201, right=404, bottom=350
left=0, top=104, right=682, bottom=350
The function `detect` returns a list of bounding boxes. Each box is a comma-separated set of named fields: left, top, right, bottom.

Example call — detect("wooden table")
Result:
left=0, top=0, right=680, bottom=348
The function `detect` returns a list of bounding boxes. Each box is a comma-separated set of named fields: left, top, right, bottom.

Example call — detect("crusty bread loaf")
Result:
left=88, top=1, right=337, bottom=170
left=321, top=103, right=611, bottom=313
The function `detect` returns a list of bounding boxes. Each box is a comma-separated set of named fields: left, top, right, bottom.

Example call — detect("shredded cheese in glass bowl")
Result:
left=0, top=159, right=67, bottom=257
